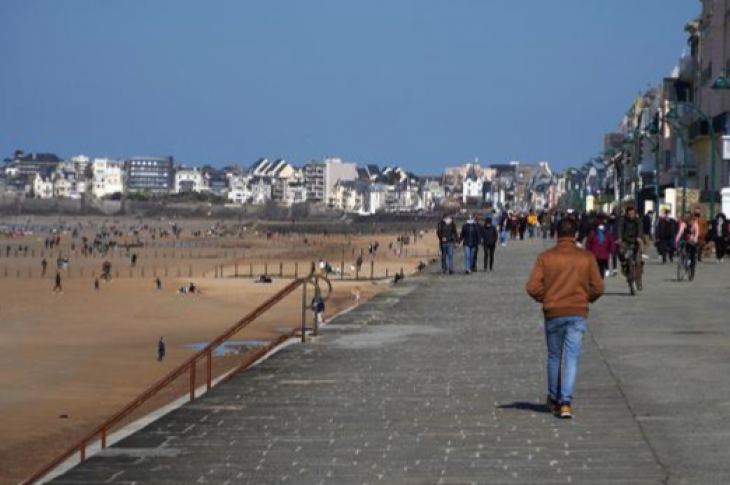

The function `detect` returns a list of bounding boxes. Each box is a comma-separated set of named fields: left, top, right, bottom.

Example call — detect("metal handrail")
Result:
left=23, top=277, right=306, bottom=485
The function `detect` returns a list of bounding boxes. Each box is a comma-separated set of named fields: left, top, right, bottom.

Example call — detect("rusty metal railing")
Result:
left=23, top=276, right=322, bottom=485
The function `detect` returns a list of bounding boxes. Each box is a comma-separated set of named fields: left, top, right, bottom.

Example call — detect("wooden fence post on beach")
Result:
left=370, top=261, right=374, bottom=280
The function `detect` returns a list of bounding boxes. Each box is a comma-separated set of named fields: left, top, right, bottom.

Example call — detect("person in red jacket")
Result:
left=585, top=224, right=615, bottom=279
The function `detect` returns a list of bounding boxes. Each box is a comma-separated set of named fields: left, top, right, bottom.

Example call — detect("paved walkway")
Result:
left=48, top=239, right=730, bottom=484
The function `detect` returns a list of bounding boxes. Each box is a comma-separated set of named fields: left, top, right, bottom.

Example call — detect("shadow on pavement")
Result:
left=601, top=292, right=634, bottom=297
left=496, top=402, right=553, bottom=414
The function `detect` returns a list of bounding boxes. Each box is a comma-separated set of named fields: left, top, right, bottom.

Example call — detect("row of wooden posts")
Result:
left=0, top=260, right=402, bottom=281
left=0, top=246, right=430, bottom=261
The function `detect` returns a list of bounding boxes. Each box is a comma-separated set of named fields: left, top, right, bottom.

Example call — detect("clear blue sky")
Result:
left=0, top=0, right=698, bottom=173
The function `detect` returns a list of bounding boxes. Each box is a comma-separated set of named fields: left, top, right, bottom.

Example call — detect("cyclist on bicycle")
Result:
left=618, top=206, right=644, bottom=290
left=676, top=215, right=699, bottom=276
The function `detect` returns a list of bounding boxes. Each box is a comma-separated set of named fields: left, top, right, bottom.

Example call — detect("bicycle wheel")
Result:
left=627, top=258, right=636, bottom=295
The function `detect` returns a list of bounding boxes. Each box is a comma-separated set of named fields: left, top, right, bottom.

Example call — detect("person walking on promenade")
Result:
left=585, top=223, right=615, bottom=279
left=692, top=209, right=708, bottom=262
left=460, top=215, right=480, bottom=274
left=655, top=210, right=676, bottom=264
left=499, top=211, right=509, bottom=247
left=527, top=211, right=538, bottom=238
left=526, top=217, right=604, bottom=419
left=482, top=216, right=498, bottom=272
left=642, top=210, right=654, bottom=245
left=53, top=272, right=63, bottom=294
left=712, top=213, right=728, bottom=263
left=437, top=215, right=458, bottom=274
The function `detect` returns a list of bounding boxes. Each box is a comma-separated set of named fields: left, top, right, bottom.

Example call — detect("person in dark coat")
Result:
left=655, top=210, right=676, bottom=263
left=460, top=215, right=481, bottom=274
left=482, top=217, right=498, bottom=272
left=437, top=215, right=459, bottom=274
left=158, top=337, right=166, bottom=362
left=713, top=213, right=729, bottom=263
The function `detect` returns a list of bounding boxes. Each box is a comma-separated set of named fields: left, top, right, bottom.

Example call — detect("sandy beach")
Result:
left=0, top=216, right=438, bottom=485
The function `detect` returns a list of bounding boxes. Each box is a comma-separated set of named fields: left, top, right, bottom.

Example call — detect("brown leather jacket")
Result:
left=526, top=238, right=604, bottom=319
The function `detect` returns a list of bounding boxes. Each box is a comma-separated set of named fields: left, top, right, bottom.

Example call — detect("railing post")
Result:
left=301, top=280, right=307, bottom=343
left=79, top=441, right=86, bottom=462
left=190, top=363, right=196, bottom=401
left=101, top=428, right=107, bottom=449
left=206, top=351, right=212, bottom=391
left=294, top=262, right=298, bottom=278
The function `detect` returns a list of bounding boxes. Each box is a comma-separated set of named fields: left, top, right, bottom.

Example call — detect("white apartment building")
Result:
left=53, top=172, right=83, bottom=199
left=462, top=175, right=484, bottom=204
left=305, top=158, right=358, bottom=204
left=33, top=174, right=54, bottom=199
left=175, top=168, right=207, bottom=193
left=91, top=158, right=125, bottom=198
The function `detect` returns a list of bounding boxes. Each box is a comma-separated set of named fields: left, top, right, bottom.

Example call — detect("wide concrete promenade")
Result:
left=48, top=239, right=730, bottom=484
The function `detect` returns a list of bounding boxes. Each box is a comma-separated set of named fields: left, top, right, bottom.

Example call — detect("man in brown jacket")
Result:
left=526, top=217, right=604, bottom=419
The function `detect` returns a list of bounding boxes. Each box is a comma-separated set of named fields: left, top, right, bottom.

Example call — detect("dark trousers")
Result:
left=658, top=239, right=674, bottom=263
left=471, top=245, right=479, bottom=271
left=716, top=237, right=727, bottom=260
left=483, top=245, right=496, bottom=271
left=596, top=259, right=608, bottom=279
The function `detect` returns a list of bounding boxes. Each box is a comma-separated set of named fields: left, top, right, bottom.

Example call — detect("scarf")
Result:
left=597, top=227, right=605, bottom=244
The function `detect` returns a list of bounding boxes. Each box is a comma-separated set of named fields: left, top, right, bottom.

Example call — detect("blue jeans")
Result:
left=500, top=229, right=507, bottom=245
left=463, top=245, right=475, bottom=271
left=545, top=316, right=587, bottom=404
left=441, top=242, right=454, bottom=272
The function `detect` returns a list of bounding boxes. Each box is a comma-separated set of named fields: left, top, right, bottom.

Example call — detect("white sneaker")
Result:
left=604, top=270, right=611, bottom=278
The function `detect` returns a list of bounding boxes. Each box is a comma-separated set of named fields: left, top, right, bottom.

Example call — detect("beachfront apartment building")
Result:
left=33, top=174, right=54, bottom=199
left=125, top=156, right=175, bottom=193
left=304, top=158, right=358, bottom=204
left=91, top=158, right=125, bottom=199
left=175, top=167, right=207, bottom=193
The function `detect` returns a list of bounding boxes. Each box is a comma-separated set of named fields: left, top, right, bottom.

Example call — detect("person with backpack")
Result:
left=585, top=223, right=615, bottom=279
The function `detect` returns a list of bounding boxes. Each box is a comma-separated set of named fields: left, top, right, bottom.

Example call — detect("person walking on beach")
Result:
left=156, top=277, right=162, bottom=290
left=526, top=217, right=604, bottom=419
left=158, top=337, right=166, bottom=362
left=437, top=215, right=458, bottom=274
left=53, top=272, right=63, bottom=294
left=482, top=217, right=498, bottom=272
left=41, top=258, right=47, bottom=277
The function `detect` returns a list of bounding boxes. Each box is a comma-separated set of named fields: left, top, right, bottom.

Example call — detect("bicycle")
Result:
left=676, top=241, right=695, bottom=282
left=624, top=244, right=638, bottom=295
